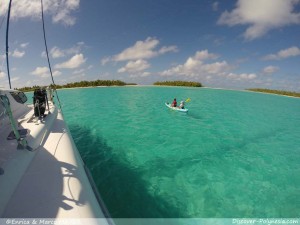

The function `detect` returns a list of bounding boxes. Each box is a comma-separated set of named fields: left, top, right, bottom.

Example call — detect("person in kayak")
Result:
left=171, top=98, right=177, bottom=107
left=179, top=101, right=185, bottom=109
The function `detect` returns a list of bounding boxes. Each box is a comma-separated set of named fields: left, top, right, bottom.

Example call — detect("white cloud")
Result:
left=54, top=54, right=86, bottom=69
left=111, top=37, right=178, bottom=62
left=20, top=43, right=29, bottom=48
left=263, top=46, right=300, bottom=60
left=72, top=65, right=92, bottom=75
left=52, top=0, right=80, bottom=25
left=31, top=66, right=61, bottom=77
left=262, top=66, right=279, bottom=74
left=53, top=71, right=62, bottom=77
left=141, top=72, right=151, bottom=77
left=241, top=73, right=257, bottom=80
left=160, top=50, right=230, bottom=77
left=158, top=46, right=178, bottom=55
left=31, top=67, right=49, bottom=77
left=3, top=0, right=80, bottom=26
left=129, top=72, right=151, bottom=78
left=73, top=69, right=85, bottom=74
left=11, top=77, right=20, bottom=82
left=101, top=57, right=111, bottom=66
left=0, top=71, right=6, bottom=79
left=12, top=49, right=25, bottom=58
left=193, top=50, right=219, bottom=61
left=50, top=47, right=65, bottom=58
left=227, top=73, right=257, bottom=80
left=118, top=59, right=150, bottom=73
left=45, top=42, right=86, bottom=59
left=218, top=0, right=300, bottom=40
left=159, top=50, right=260, bottom=87
left=69, top=73, right=86, bottom=80
left=212, top=2, right=219, bottom=11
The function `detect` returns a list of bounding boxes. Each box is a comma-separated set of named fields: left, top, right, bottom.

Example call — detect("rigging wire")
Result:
left=5, top=0, right=12, bottom=89
left=40, top=0, right=63, bottom=111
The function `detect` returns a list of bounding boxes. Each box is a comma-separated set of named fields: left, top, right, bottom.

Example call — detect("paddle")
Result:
left=185, top=98, right=191, bottom=103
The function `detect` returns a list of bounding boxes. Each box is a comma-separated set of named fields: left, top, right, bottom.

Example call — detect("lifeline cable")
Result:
left=40, top=0, right=63, bottom=111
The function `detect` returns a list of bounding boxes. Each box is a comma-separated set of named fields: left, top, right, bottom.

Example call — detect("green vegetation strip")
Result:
left=17, top=80, right=136, bottom=92
left=153, top=81, right=202, bottom=87
left=247, top=88, right=300, bottom=98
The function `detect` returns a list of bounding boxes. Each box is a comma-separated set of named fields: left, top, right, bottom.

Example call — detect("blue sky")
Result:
left=0, top=0, right=300, bottom=91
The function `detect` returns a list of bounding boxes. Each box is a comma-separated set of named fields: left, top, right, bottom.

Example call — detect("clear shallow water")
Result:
left=56, top=86, right=300, bottom=218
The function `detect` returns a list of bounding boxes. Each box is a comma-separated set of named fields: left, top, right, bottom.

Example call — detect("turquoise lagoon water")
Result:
left=56, top=86, right=300, bottom=218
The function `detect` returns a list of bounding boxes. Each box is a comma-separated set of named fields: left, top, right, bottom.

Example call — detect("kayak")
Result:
left=165, top=103, right=188, bottom=112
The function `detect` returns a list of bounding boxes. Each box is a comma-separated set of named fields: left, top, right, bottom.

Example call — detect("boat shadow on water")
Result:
left=69, top=124, right=186, bottom=218
left=186, top=112, right=202, bottom=120
left=165, top=107, right=202, bottom=121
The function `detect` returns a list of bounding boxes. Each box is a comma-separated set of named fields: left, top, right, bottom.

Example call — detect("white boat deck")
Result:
left=0, top=90, right=110, bottom=223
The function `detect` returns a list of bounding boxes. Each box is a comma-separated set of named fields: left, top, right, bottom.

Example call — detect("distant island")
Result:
left=17, top=80, right=203, bottom=92
left=17, top=80, right=137, bottom=92
left=17, top=81, right=299, bottom=98
left=153, top=81, right=203, bottom=87
left=247, top=88, right=300, bottom=98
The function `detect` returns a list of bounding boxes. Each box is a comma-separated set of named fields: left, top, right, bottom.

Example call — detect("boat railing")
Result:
left=0, top=94, right=32, bottom=151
